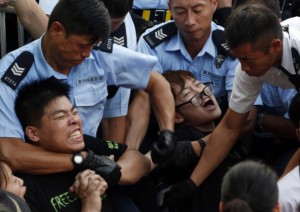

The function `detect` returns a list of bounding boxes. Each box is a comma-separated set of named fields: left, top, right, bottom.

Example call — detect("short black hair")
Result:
left=232, top=0, right=281, bottom=18
left=225, top=4, right=283, bottom=51
left=15, top=77, right=71, bottom=130
left=48, top=0, right=110, bottom=43
left=101, top=0, right=133, bottom=18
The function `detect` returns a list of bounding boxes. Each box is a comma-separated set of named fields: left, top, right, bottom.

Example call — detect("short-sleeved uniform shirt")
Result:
left=137, top=21, right=239, bottom=107
left=229, top=28, right=300, bottom=113
left=0, top=37, right=157, bottom=139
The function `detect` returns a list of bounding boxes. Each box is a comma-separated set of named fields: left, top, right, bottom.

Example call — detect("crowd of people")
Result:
left=0, top=0, right=300, bottom=211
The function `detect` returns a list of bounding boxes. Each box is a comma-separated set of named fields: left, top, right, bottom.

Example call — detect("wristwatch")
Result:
left=72, top=152, right=84, bottom=167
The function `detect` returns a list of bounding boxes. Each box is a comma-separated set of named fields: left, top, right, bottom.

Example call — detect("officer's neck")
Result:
left=181, top=32, right=209, bottom=60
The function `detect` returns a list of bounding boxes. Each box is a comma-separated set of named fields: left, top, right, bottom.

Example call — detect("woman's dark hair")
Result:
left=221, top=160, right=278, bottom=212
left=48, top=0, right=110, bottom=42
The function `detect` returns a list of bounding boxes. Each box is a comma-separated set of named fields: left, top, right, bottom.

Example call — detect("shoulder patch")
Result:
left=143, top=22, right=177, bottom=48
left=212, top=29, right=234, bottom=68
left=111, top=23, right=127, bottom=48
left=1, top=51, right=34, bottom=90
left=93, top=37, right=114, bottom=53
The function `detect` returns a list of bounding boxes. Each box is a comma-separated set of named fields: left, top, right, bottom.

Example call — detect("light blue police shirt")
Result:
left=0, top=37, right=157, bottom=139
left=260, top=83, right=297, bottom=118
left=133, top=0, right=168, bottom=9
left=137, top=21, right=239, bottom=105
left=103, top=13, right=137, bottom=118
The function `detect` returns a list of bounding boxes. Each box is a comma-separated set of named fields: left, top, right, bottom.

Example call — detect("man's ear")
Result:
left=175, top=111, right=184, bottom=124
left=25, top=126, right=40, bottom=143
left=270, top=38, right=282, bottom=53
left=49, top=21, right=65, bottom=39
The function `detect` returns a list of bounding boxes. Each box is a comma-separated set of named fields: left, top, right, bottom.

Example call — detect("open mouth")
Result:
left=68, top=130, right=82, bottom=139
left=202, top=99, right=214, bottom=107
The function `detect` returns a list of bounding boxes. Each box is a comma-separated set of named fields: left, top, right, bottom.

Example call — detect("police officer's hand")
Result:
left=164, top=179, right=197, bottom=212
left=78, top=150, right=122, bottom=186
left=151, top=130, right=176, bottom=164
left=172, top=141, right=198, bottom=168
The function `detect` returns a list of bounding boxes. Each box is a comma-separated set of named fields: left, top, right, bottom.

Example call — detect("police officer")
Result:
left=39, top=0, right=155, bottom=143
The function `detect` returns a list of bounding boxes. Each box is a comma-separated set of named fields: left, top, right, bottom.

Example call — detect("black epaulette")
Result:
left=111, top=22, right=127, bottom=48
left=93, top=37, right=114, bottom=53
left=143, top=21, right=177, bottom=48
left=1, top=51, right=34, bottom=90
left=212, top=29, right=235, bottom=68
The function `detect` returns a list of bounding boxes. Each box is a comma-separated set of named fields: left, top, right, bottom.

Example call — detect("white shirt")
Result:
left=229, top=28, right=300, bottom=113
left=278, top=166, right=300, bottom=212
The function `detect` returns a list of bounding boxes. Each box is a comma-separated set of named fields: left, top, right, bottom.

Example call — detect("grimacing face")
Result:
left=1, top=162, right=26, bottom=199
left=169, top=0, right=217, bottom=43
left=173, top=78, right=222, bottom=127
left=26, top=96, right=84, bottom=154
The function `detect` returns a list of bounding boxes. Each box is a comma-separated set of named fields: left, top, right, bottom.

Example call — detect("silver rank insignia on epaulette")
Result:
left=1, top=51, right=34, bottom=90
left=215, top=54, right=225, bottom=69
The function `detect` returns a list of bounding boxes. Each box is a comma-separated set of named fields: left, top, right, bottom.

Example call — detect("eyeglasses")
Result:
left=175, top=82, right=214, bottom=109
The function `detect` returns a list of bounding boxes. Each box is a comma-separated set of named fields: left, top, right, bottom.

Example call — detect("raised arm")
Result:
left=11, top=0, right=48, bottom=39
left=190, top=108, right=248, bottom=186
left=144, top=71, right=174, bottom=131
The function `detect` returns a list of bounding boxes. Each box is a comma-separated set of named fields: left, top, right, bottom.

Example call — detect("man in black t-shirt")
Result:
left=159, top=70, right=245, bottom=212
left=14, top=77, right=152, bottom=212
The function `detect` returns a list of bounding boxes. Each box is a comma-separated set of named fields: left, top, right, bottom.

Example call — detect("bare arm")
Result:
left=0, top=137, right=75, bottom=174
left=12, top=0, right=48, bottom=39
left=259, top=114, right=298, bottom=139
left=125, top=90, right=151, bottom=149
left=144, top=71, right=174, bottom=131
left=240, top=106, right=257, bottom=138
left=190, top=108, right=248, bottom=186
left=116, top=149, right=151, bottom=185
left=101, top=116, right=127, bottom=144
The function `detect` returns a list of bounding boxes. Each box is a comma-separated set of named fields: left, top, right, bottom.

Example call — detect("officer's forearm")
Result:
left=0, top=137, right=74, bottom=174
left=190, top=109, right=245, bottom=186
left=145, top=71, right=175, bottom=131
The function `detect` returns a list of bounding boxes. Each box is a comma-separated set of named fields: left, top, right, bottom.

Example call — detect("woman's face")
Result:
left=0, top=163, right=26, bottom=199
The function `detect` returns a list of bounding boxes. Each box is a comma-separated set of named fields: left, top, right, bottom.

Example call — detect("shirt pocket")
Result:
left=74, top=83, right=108, bottom=107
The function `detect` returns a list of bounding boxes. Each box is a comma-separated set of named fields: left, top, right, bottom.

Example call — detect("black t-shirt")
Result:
left=17, top=135, right=127, bottom=212
left=163, top=124, right=245, bottom=212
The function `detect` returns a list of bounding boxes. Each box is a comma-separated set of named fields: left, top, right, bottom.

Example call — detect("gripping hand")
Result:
left=164, top=179, right=197, bottom=212
left=78, top=150, right=122, bottom=186
left=151, top=130, right=176, bottom=164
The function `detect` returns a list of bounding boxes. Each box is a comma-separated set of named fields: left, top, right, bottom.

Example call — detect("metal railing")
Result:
left=0, top=6, right=24, bottom=58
